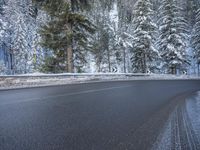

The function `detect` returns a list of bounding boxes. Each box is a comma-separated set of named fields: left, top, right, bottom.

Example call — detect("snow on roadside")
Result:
left=152, top=91, right=200, bottom=150
left=0, top=73, right=199, bottom=90
left=0, top=75, right=128, bottom=90
left=186, top=91, right=200, bottom=138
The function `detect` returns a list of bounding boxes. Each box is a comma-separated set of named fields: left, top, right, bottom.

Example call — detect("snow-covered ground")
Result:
left=152, top=91, right=200, bottom=150
left=186, top=91, right=200, bottom=140
left=0, top=73, right=199, bottom=90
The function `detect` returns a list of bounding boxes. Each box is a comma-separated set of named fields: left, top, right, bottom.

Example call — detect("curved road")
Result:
left=0, top=80, right=200, bottom=150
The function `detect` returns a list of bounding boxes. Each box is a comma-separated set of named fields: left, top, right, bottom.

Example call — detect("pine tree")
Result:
left=3, top=0, right=35, bottom=74
left=158, top=0, right=190, bottom=74
left=117, top=0, right=135, bottom=73
left=184, top=0, right=197, bottom=27
left=0, top=0, right=198, bottom=74
left=131, top=0, right=159, bottom=73
left=12, top=16, right=30, bottom=74
left=88, top=1, right=122, bottom=72
left=0, top=0, right=6, bottom=43
left=39, top=0, right=95, bottom=73
left=89, top=14, right=109, bottom=72
left=192, top=8, right=200, bottom=74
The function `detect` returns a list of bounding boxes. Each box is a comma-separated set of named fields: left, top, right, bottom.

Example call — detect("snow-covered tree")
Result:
left=131, top=0, right=159, bottom=73
left=0, top=1, right=6, bottom=45
left=0, top=0, right=199, bottom=74
left=88, top=2, right=113, bottom=72
left=1, top=0, right=41, bottom=74
left=192, top=8, right=200, bottom=74
left=90, top=12, right=111, bottom=72
left=158, top=0, right=190, bottom=74
left=12, top=16, right=31, bottom=74
left=183, top=0, right=197, bottom=27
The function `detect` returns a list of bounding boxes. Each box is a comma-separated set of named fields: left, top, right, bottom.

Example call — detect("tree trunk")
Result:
left=172, top=67, right=177, bottom=75
left=170, top=67, right=175, bottom=75
left=143, top=53, right=147, bottom=73
left=107, top=48, right=111, bottom=72
left=66, top=20, right=74, bottom=73
left=123, top=48, right=126, bottom=73
left=67, top=45, right=74, bottom=73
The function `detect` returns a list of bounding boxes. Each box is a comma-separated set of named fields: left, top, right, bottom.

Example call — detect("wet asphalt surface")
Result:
left=0, top=80, right=200, bottom=150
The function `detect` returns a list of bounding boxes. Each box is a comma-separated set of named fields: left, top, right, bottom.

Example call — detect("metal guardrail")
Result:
left=0, top=73, right=150, bottom=78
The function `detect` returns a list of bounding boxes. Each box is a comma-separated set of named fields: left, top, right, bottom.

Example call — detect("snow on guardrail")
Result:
left=0, top=73, right=150, bottom=89
left=0, top=73, right=199, bottom=90
left=0, top=73, right=149, bottom=78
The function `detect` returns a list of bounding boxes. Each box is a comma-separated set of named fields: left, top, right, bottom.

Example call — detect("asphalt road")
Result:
left=0, top=80, right=200, bottom=150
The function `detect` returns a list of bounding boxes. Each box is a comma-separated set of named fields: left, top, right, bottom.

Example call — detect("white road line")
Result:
left=0, top=85, right=134, bottom=105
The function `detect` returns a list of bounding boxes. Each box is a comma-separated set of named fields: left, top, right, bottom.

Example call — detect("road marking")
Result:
left=0, top=85, right=134, bottom=105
